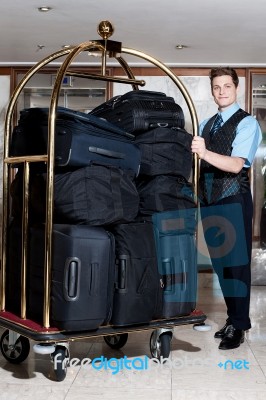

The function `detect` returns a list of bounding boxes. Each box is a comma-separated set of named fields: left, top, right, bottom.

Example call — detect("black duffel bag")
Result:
left=136, top=175, right=196, bottom=215
left=135, top=127, right=193, bottom=180
left=11, top=164, right=139, bottom=226
left=52, top=164, right=139, bottom=226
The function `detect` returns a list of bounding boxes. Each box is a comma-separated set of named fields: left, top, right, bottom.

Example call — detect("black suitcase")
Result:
left=152, top=209, right=198, bottom=318
left=110, top=221, right=163, bottom=326
left=10, top=107, right=141, bottom=176
left=135, top=127, right=193, bottom=179
left=136, top=175, right=196, bottom=215
left=27, top=224, right=116, bottom=331
left=90, top=90, right=185, bottom=134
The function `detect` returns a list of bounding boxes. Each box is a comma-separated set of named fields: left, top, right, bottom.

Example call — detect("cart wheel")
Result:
left=52, top=346, right=69, bottom=382
left=104, top=333, right=128, bottom=349
left=150, top=330, right=172, bottom=360
left=0, top=330, right=30, bottom=364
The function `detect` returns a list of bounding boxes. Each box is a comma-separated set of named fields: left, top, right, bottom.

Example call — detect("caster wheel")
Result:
left=193, top=323, right=212, bottom=332
left=0, top=330, right=30, bottom=364
left=52, top=345, right=69, bottom=382
left=104, top=333, right=128, bottom=349
left=150, top=330, right=172, bottom=360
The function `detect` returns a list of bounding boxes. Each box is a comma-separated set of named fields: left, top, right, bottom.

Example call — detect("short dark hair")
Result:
left=209, top=67, right=239, bottom=88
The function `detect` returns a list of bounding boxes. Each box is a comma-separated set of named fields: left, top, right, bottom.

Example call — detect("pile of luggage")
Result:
left=7, top=90, right=198, bottom=331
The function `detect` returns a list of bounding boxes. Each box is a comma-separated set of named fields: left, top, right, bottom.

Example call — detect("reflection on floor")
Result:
left=1, top=273, right=266, bottom=399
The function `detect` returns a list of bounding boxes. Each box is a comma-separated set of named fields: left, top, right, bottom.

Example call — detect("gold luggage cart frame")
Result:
left=0, top=21, right=206, bottom=381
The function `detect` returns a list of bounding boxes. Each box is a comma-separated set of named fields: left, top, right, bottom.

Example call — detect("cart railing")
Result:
left=0, top=20, right=199, bottom=329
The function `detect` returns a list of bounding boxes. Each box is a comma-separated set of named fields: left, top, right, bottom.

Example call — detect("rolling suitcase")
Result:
left=152, top=209, right=198, bottom=318
left=10, top=106, right=141, bottom=175
left=90, top=90, right=185, bottom=134
left=110, top=221, right=163, bottom=326
left=28, top=224, right=116, bottom=331
left=135, top=126, right=193, bottom=179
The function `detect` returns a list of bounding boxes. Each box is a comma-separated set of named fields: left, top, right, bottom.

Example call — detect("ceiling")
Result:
left=1, top=0, right=266, bottom=68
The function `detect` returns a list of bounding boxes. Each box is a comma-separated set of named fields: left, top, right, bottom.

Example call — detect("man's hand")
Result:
left=191, top=136, right=207, bottom=159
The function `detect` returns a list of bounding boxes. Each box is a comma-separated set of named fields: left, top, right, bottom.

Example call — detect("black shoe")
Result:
left=218, top=325, right=245, bottom=350
left=214, top=319, right=231, bottom=339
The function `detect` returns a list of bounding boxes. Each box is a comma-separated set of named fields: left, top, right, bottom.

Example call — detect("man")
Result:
left=191, top=67, right=262, bottom=350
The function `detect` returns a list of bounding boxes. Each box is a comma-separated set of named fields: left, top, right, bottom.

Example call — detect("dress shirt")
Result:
left=199, top=103, right=262, bottom=167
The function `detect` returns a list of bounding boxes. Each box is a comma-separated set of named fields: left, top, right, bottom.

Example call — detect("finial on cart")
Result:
left=97, top=20, right=114, bottom=40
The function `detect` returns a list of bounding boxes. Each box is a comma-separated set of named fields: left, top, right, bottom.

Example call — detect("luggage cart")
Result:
left=0, top=20, right=207, bottom=382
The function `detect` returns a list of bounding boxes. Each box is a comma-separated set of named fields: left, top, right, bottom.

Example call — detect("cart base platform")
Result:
left=0, top=309, right=207, bottom=342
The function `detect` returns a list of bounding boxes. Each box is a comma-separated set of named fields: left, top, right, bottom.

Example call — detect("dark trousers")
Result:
left=200, top=191, right=253, bottom=330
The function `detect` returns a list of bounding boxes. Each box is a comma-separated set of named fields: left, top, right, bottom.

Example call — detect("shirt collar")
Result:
left=219, top=103, right=240, bottom=123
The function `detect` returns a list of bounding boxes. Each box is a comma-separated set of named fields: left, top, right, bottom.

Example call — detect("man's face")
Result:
left=211, top=75, right=238, bottom=111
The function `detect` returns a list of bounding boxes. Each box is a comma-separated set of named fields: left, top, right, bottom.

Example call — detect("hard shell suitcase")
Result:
left=110, top=221, right=163, bottom=326
left=152, top=209, right=198, bottom=318
left=135, top=126, right=193, bottom=179
left=28, top=224, right=116, bottom=331
left=89, top=90, right=185, bottom=134
left=10, top=106, right=141, bottom=175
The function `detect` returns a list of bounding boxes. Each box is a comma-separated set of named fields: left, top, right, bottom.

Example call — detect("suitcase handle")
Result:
left=149, top=122, right=169, bottom=128
left=162, top=258, right=187, bottom=292
left=88, top=146, right=125, bottom=159
left=63, top=257, right=81, bottom=301
left=115, top=255, right=128, bottom=293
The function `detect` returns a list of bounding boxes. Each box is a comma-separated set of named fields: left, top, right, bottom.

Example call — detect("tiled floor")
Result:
left=1, top=273, right=266, bottom=399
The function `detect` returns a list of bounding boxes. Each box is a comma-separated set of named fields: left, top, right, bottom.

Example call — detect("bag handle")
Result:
left=88, top=146, right=125, bottom=159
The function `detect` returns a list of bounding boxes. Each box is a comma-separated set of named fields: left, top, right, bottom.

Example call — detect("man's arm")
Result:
left=191, top=136, right=245, bottom=173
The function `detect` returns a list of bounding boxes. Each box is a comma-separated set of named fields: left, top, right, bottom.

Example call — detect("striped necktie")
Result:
left=210, top=114, right=223, bottom=135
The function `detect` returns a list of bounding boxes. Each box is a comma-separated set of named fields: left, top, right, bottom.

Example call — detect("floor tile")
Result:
left=65, top=387, right=172, bottom=400
left=172, top=390, right=266, bottom=400
left=72, top=353, right=171, bottom=389
left=0, top=357, right=79, bottom=385
left=0, top=383, right=69, bottom=400
left=171, top=364, right=266, bottom=390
